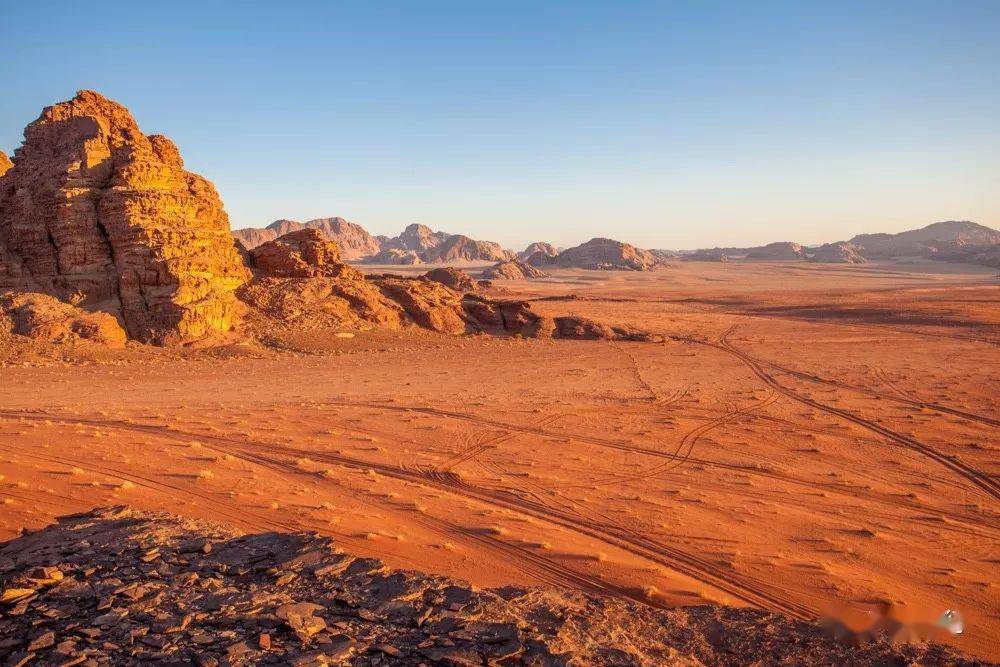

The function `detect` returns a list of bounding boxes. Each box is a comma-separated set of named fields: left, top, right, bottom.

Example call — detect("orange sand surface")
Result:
left=2, top=260, right=998, bottom=659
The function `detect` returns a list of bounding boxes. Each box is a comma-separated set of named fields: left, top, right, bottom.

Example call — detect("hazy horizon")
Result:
left=3, top=1, right=998, bottom=250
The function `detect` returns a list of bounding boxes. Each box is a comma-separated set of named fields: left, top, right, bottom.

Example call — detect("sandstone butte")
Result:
left=0, top=90, right=250, bottom=345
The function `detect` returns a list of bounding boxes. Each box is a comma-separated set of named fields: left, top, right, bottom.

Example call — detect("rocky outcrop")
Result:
left=535, top=238, right=659, bottom=271
left=378, top=223, right=514, bottom=263
left=808, top=241, right=866, bottom=264
left=0, top=90, right=250, bottom=345
left=684, top=248, right=729, bottom=262
left=238, top=237, right=656, bottom=343
left=365, top=248, right=423, bottom=265
left=422, top=267, right=477, bottom=292
left=0, top=507, right=973, bottom=667
left=0, top=291, right=127, bottom=347
left=249, top=229, right=362, bottom=280
left=233, top=217, right=382, bottom=258
left=553, top=316, right=661, bottom=342
left=0, top=150, right=11, bottom=177
left=517, top=241, right=557, bottom=262
left=849, top=221, right=1000, bottom=259
left=482, top=260, right=549, bottom=280
left=746, top=242, right=806, bottom=260
left=925, top=240, right=1000, bottom=268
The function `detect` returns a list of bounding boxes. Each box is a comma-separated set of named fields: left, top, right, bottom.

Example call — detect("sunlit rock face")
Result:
left=0, top=90, right=250, bottom=344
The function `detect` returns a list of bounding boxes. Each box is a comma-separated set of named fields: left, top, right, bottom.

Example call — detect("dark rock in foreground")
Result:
left=0, top=508, right=984, bottom=666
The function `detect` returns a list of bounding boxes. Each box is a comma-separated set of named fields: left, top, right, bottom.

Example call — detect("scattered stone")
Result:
left=0, top=507, right=979, bottom=666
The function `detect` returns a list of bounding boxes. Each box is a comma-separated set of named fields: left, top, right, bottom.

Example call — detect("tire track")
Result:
left=0, top=410, right=817, bottom=619
left=676, top=338, right=1000, bottom=503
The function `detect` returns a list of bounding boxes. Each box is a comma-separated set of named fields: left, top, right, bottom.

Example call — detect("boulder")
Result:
left=0, top=90, right=250, bottom=345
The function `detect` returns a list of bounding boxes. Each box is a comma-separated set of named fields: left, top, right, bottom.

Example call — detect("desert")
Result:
left=3, top=3, right=1000, bottom=664
left=0, top=94, right=997, bottom=665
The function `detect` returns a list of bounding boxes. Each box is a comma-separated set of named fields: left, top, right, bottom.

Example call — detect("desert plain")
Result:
left=2, top=259, right=997, bottom=660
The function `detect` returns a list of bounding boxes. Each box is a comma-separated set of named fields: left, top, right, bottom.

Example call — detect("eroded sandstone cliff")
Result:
left=0, top=90, right=250, bottom=345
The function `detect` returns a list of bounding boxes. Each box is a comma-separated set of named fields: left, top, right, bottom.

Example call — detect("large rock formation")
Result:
left=239, top=231, right=654, bottom=343
left=377, top=223, right=514, bottom=263
left=233, top=217, right=381, bottom=258
left=0, top=150, right=12, bottom=177
left=422, top=267, right=477, bottom=291
left=517, top=241, right=557, bottom=262
left=531, top=238, right=660, bottom=271
left=849, top=221, right=1000, bottom=259
left=482, top=260, right=548, bottom=280
left=0, top=91, right=250, bottom=345
left=746, top=241, right=806, bottom=260
left=808, top=241, right=866, bottom=264
left=248, top=229, right=362, bottom=279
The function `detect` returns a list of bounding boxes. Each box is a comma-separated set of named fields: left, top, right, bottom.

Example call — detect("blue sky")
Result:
left=2, top=0, right=998, bottom=250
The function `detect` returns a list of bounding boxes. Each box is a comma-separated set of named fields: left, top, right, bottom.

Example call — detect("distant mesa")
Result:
left=0, top=150, right=12, bottom=177
left=0, top=90, right=250, bottom=345
left=808, top=241, right=866, bottom=264
left=529, top=237, right=661, bottom=271
left=849, top=220, right=1000, bottom=259
left=517, top=241, right=558, bottom=262
left=746, top=241, right=806, bottom=261
left=482, top=260, right=549, bottom=280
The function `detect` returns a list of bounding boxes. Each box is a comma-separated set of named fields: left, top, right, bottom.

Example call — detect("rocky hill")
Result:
left=746, top=242, right=806, bottom=260
left=849, top=221, right=1000, bottom=259
left=809, top=241, right=867, bottom=264
left=233, top=218, right=382, bottom=259
left=0, top=507, right=981, bottom=667
left=529, top=238, right=660, bottom=271
left=517, top=241, right=557, bottom=262
left=482, top=260, right=549, bottom=280
left=0, top=91, right=250, bottom=345
left=375, top=224, right=514, bottom=264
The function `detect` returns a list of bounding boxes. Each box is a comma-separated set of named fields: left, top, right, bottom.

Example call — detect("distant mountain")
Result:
left=849, top=221, right=1000, bottom=259
left=517, top=242, right=558, bottom=262
left=233, top=217, right=381, bottom=259
left=808, top=241, right=866, bottom=264
left=374, top=223, right=514, bottom=264
left=529, top=237, right=661, bottom=271
left=746, top=242, right=806, bottom=260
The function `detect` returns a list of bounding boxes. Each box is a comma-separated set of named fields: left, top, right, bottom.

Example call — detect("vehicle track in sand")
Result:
left=674, top=336, right=1000, bottom=503
left=0, top=410, right=817, bottom=619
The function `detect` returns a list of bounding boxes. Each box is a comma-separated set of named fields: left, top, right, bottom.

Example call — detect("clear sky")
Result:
left=2, top=1, right=998, bottom=250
